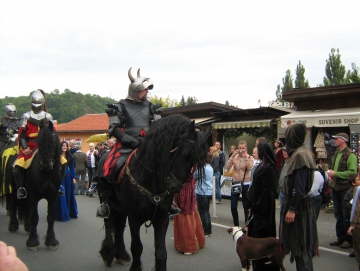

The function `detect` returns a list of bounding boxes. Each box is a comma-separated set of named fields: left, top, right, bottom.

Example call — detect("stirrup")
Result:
left=96, top=203, right=110, bottom=218
left=17, top=187, right=27, bottom=199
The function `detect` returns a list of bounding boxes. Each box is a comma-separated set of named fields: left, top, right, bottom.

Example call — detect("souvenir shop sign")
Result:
left=281, top=107, right=360, bottom=128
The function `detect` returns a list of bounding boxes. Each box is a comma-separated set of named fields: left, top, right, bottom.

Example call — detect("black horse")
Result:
left=13, top=120, right=66, bottom=251
left=0, top=141, right=19, bottom=221
left=98, top=114, right=211, bottom=271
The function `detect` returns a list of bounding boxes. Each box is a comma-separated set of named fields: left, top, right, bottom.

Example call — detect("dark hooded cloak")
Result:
left=279, top=123, right=319, bottom=265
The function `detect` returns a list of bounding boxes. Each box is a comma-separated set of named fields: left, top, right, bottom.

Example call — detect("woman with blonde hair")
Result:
left=209, top=146, right=221, bottom=204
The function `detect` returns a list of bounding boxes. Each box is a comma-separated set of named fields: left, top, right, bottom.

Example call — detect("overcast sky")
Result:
left=1, top=0, right=359, bottom=109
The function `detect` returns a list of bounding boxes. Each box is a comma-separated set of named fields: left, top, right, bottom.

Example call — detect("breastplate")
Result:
left=23, top=111, right=53, bottom=126
left=0, top=116, right=21, bottom=141
left=121, top=99, right=151, bottom=136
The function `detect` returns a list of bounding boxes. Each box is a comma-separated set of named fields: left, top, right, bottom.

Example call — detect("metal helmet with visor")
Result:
left=31, top=89, right=45, bottom=113
left=127, top=67, right=153, bottom=100
left=5, top=103, right=16, bottom=119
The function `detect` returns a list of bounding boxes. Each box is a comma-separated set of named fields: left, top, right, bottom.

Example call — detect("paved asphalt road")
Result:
left=0, top=194, right=358, bottom=271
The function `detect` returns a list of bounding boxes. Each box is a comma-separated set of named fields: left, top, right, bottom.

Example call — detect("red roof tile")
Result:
left=56, top=114, right=108, bottom=132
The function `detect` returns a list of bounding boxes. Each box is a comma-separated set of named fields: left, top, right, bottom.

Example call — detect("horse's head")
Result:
left=37, top=120, right=59, bottom=171
left=166, top=120, right=211, bottom=194
left=136, top=114, right=211, bottom=195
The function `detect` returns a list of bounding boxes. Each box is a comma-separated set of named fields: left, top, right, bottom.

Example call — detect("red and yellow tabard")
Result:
left=15, top=122, right=40, bottom=169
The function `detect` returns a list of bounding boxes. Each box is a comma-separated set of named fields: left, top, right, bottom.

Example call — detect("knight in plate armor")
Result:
left=13, top=89, right=63, bottom=199
left=0, top=103, right=21, bottom=153
left=96, top=67, right=179, bottom=218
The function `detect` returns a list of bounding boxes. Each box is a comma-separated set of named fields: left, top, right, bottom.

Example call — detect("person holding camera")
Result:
left=226, top=140, right=254, bottom=226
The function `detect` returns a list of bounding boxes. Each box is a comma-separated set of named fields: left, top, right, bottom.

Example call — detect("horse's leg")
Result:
left=153, top=216, right=170, bottom=271
left=44, top=197, right=59, bottom=250
left=5, top=193, right=11, bottom=214
left=128, top=216, right=143, bottom=271
left=99, top=210, right=116, bottom=267
left=114, top=212, right=131, bottom=265
left=26, top=198, right=40, bottom=251
left=8, top=191, right=19, bottom=233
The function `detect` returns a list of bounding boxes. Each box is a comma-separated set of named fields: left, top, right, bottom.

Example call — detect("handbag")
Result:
left=231, top=181, right=242, bottom=194
left=231, top=163, right=248, bottom=194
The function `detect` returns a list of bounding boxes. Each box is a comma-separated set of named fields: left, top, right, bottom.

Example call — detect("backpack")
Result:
left=315, top=167, right=331, bottom=205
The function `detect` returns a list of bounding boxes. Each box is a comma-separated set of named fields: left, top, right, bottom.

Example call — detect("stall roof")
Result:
left=212, top=107, right=290, bottom=122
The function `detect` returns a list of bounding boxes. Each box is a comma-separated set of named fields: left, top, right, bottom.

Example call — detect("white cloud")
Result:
left=0, top=0, right=359, bottom=109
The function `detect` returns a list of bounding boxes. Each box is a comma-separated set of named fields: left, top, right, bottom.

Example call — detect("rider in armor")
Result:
left=0, top=103, right=21, bottom=153
left=14, top=89, right=63, bottom=199
left=96, top=68, right=180, bottom=218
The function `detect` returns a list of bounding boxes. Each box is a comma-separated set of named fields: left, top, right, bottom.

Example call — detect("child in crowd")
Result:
left=347, top=174, right=360, bottom=267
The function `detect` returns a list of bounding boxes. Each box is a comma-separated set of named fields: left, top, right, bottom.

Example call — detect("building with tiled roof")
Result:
left=56, top=114, right=109, bottom=149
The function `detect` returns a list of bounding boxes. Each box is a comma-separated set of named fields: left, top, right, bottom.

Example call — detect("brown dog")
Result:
left=227, top=226, right=286, bottom=271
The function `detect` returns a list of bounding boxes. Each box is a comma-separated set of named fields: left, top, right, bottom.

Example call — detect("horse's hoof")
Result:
left=28, top=246, right=40, bottom=251
left=117, top=258, right=131, bottom=265
left=116, top=250, right=131, bottom=265
left=102, top=258, right=115, bottom=267
left=8, top=226, right=19, bottom=233
left=47, top=245, right=58, bottom=251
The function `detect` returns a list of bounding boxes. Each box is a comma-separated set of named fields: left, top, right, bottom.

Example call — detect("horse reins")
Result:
left=125, top=131, right=195, bottom=228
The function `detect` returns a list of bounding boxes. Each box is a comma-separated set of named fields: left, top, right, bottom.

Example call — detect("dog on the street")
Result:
left=227, top=226, right=286, bottom=271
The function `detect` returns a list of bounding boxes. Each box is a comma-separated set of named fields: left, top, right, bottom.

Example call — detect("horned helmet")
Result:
left=127, top=67, right=153, bottom=100
left=5, top=103, right=16, bottom=119
left=31, top=89, right=46, bottom=113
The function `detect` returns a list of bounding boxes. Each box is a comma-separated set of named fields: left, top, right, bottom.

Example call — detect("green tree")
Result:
left=295, top=61, right=310, bottom=88
left=273, top=84, right=285, bottom=103
left=323, top=48, right=346, bottom=86
left=180, top=95, right=186, bottom=106
left=282, top=69, right=294, bottom=92
left=345, top=63, right=360, bottom=84
left=224, top=100, right=237, bottom=107
left=186, top=96, right=198, bottom=105
left=148, top=95, right=179, bottom=107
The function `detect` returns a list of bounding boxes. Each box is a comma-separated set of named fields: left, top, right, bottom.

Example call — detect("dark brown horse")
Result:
left=98, top=114, right=211, bottom=271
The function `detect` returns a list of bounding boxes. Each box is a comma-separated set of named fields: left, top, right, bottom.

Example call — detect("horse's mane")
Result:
left=136, top=114, right=206, bottom=188
left=37, top=120, right=61, bottom=158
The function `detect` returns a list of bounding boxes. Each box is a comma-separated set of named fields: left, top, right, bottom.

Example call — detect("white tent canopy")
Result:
left=281, top=107, right=360, bottom=128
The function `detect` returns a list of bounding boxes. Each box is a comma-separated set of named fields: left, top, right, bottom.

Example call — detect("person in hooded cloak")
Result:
left=279, top=123, right=318, bottom=271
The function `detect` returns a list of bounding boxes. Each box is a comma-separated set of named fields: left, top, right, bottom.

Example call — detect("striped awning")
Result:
left=191, top=117, right=217, bottom=124
left=212, top=120, right=271, bottom=129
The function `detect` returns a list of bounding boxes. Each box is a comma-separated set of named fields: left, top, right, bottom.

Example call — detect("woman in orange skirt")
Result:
left=173, top=173, right=205, bottom=255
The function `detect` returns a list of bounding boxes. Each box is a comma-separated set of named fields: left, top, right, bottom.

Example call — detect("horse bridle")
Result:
left=125, top=131, right=195, bottom=227
left=38, top=132, right=57, bottom=170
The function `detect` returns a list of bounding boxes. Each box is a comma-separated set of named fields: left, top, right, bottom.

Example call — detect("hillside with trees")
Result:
left=0, top=89, right=203, bottom=124
left=0, top=89, right=117, bottom=124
